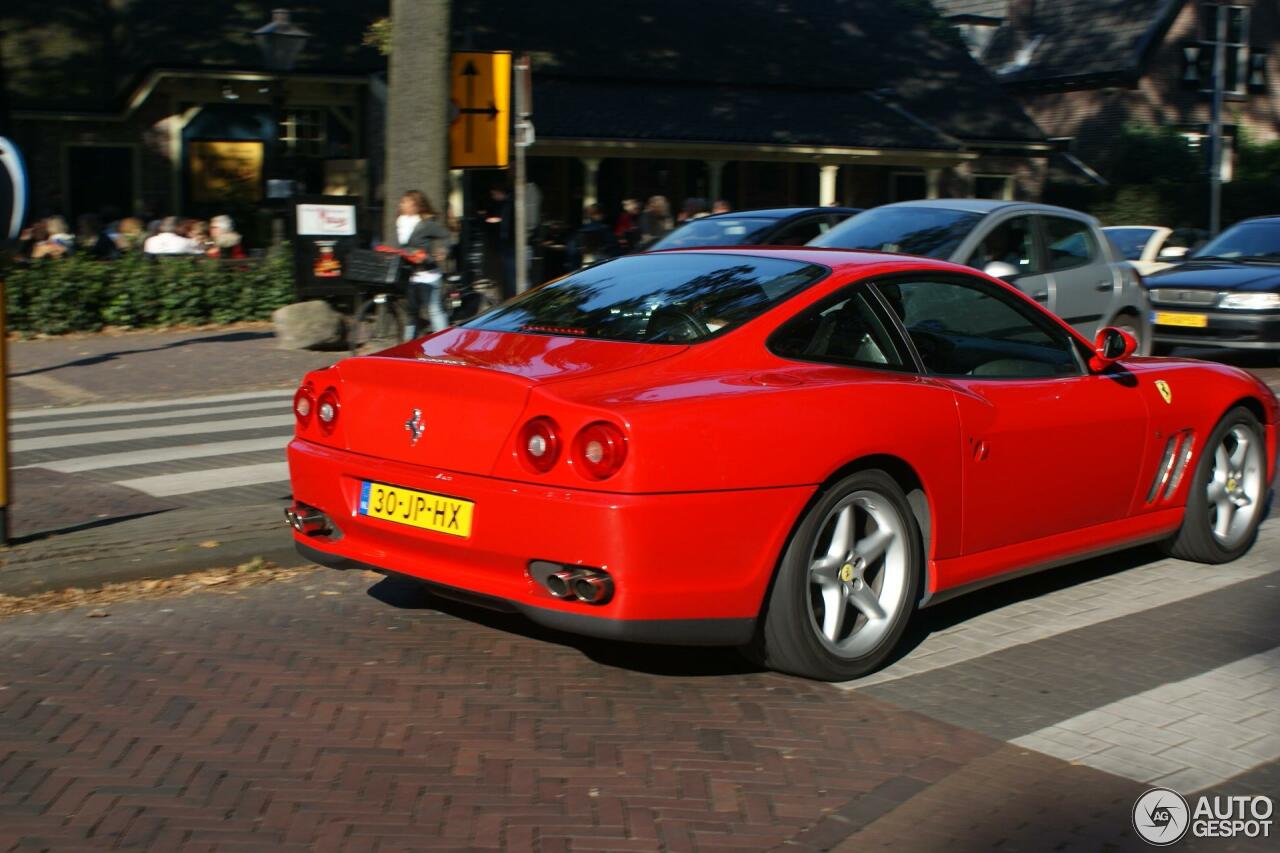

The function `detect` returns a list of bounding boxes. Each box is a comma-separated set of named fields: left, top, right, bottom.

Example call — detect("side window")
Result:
left=1043, top=216, right=1100, bottom=272
left=769, top=288, right=910, bottom=370
left=967, top=216, right=1039, bottom=276
left=875, top=277, right=1082, bottom=379
left=771, top=217, right=829, bottom=246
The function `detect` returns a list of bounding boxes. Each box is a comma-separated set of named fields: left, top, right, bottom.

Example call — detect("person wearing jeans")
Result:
left=394, top=190, right=452, bottom=338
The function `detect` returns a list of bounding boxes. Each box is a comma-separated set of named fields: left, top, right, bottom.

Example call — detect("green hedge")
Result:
left=3, top=249, right=296, bottom=335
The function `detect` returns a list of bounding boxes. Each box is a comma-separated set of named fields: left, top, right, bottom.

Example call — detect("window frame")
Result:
left=766, top=282, right=922, bottom=374
left=866, top=271, right=1090, bottom=381
left=1039, top=214, right=1102, bottom=274
left=1198, top=3, right=1250, bottom=97
left=964, top=213, right=1045, bottom=279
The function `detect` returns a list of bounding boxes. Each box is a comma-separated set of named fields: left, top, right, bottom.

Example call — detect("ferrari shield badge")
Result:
left=404, top=408, right=424, bottom=445
left=1155, top=380, right=1173, bottom=405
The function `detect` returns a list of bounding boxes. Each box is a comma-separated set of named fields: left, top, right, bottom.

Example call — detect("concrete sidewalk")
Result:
left=8, top=323, right=336, bottom=409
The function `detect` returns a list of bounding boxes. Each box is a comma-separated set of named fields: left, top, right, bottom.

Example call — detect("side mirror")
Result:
left=1158, top=245, right=1189, bottom=261
left=983, top=260, right=1019, bottom=280
left=1090, top=326, right=1137, bottom=371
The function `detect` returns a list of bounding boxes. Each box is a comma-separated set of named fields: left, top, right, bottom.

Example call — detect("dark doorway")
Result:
left=67, top=146, right=134, bottom=220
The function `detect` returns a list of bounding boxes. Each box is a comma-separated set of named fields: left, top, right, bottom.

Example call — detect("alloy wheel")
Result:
left=806, top=490, right=909, bottom=658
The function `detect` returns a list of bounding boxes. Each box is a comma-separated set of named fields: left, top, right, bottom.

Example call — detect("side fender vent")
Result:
left=1146, top=430, right=1194, bottom=504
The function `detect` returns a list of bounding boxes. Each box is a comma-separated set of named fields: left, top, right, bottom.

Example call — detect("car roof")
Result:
left=698, top=206, right=861, bottom=220
left=649, top=245, right=977, bottom=276
left=875, top=198, right=1094, bottom=219
left=1101, top=225, right=1161, bottom=230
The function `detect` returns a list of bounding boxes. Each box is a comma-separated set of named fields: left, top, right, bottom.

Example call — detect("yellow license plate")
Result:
left=358, top=481, right=474, bottom=537
left=1153, top=311, right=1208, bottom=328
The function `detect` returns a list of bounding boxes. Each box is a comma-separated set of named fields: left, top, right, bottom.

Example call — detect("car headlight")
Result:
left=1219, top=292, right=1280, bottom=310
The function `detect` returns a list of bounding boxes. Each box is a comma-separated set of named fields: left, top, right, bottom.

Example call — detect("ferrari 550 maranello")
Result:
left=286, top=248, right=1278, bottom=680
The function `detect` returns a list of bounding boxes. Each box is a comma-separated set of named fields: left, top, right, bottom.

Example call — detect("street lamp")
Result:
left=253, top=9, right=310, bottom=73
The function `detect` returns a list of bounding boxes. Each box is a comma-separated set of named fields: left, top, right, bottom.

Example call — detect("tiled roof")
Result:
left=978, top=0, right=1184, bottom=84
left=451, top=0, right=1045, bottom=144
left=931, top=1, right=1010, bottom=21
left=532, top=79, right=963, bottom=151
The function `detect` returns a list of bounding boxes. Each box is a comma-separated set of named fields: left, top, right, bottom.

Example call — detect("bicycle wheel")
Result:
left=352, top=296, right=406, bottom=351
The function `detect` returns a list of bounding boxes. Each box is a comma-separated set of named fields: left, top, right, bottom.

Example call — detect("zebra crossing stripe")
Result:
left=27, top=437, right=290, bottom=473
left=10, top=401, right=289, bottom=434
left=116, top=462, right=292, bottom=497
left=11, top=415, right=294, bottom=453
left=1012, top=646, right=1280, bottom=791
left=841, top=556, right=1278, bottom=689
left=10, top=388, right=294, bottom=419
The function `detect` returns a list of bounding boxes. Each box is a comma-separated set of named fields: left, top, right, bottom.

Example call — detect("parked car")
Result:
left=1102, top=225, right=1207, bottom=277
left=1145, top=215, right=1280, bottom=355
left=811, top=200, right=1151, bottom=351
left=648, top=207, right=860, bottom=251
left=285, top=248, right=1276, bottom=681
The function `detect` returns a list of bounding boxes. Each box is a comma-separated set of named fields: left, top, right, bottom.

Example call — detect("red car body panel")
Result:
left=287, top=248, right=1278, bottom=643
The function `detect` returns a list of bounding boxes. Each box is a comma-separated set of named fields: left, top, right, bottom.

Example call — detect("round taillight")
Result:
left=316, top=387, right=339, bottom=431
left=573, top=421, right=627, bottom=480
left=517, top=416, right=561, bottom=473
left=293, top=386, right=314, bottom=425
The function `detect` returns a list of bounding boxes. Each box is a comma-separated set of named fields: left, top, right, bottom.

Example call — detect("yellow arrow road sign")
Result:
left=450, top=51, right=511, bottom=169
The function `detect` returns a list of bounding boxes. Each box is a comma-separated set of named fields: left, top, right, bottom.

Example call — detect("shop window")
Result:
left=890, top=172, right=927, bottom=202
left=974, top=174, right=1013, bottom=200
left=280, top=108, right=327, bottom=157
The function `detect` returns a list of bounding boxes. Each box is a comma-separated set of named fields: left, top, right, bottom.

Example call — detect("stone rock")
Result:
left=272, top=300, right=346, bottom=350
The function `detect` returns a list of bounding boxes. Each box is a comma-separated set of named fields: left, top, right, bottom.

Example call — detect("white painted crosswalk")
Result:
left=13, top=389, right=297, bottom=501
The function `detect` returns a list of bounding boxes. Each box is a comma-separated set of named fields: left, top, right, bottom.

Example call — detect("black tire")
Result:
left=1162, top=406, right=1268, bottom=564
left=754, top=469, right=922, bottom=681
left=352, top=298, right=406, bottom=351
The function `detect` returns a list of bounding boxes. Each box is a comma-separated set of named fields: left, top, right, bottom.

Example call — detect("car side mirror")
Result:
left=983, top=261, right=1019, bottom=280
left=1090, top=326, right=1137, bottom=371
left=1157, top=245, right=1189, bottom=261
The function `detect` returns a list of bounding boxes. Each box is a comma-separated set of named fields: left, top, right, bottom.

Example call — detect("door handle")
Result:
left=1032, top=291, right=1049, bottom=302
left=1095, top=281, right=1113, bottom=292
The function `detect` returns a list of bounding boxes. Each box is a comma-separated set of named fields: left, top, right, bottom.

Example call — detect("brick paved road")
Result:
left=0, top=529, right=1276, bottom=851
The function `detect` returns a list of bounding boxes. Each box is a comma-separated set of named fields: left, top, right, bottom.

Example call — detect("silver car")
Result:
left=811, top=200, right=1151, bottom=351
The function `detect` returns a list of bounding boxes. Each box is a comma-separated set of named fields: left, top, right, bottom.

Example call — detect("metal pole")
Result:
left=513, top=55, right=530, bottom=294
left=1209, top=2, right=1228, bottom=237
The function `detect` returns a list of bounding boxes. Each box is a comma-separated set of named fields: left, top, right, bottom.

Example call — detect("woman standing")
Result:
left=394, top=190, right=452, bottom=338
left=637, top=195, right=673, bottom=249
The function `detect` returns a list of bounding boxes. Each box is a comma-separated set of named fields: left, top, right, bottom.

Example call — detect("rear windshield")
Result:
left=1104, top=227, right=1156, bottom=261
left=650, top=217, right=776, bottom=250
left=810, top=206, right=982, bottom=259
left=464, top=253, right=828, bottom=344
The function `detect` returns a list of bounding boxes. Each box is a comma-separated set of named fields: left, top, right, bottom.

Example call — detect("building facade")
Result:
left=3, top=0, right=1051, bottom=234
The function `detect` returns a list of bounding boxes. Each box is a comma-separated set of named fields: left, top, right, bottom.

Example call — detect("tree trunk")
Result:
left=383, top=0, right=451, bottom=240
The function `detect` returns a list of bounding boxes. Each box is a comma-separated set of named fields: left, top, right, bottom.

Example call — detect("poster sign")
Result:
left=190, top=140, right=263, bottom=203
left=291, top=195, right=361, bottom=299
left=296, top=202, right=357, bottom=237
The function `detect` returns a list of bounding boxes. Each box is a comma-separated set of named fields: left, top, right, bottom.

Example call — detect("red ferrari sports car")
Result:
left=286, top=248, right=1277, bottom=680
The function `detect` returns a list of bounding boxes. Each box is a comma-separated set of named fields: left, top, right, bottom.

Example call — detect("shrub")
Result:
left=3, top=248, right=296, bottom=335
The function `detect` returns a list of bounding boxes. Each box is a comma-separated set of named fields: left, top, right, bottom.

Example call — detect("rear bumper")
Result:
left=1150, top=308, right=1280, bottom=349
left=287, top=439, right=814, bottom=645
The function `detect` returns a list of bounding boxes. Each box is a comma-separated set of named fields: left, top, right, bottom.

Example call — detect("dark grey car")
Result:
left=811, top=200, right=1152, bottom=350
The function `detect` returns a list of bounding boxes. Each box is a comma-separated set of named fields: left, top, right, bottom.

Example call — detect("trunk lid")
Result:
left=335, top=330, right=685, bottom=473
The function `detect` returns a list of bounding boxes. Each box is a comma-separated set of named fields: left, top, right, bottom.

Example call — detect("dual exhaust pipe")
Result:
left=543, top=567, right=614, bottom=605
left=284, top=505, right=330, bottom=536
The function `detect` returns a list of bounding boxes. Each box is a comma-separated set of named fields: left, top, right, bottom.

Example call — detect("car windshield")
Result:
left=649, top=217, right=777, bottom=250
left=810, top=206, right=983, bottom=259
left=1193, top=220, right=1280, bottom=260
left=1103, top=227, right=1156, bottom=261
left=464, top=253, right=828, bottom=344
